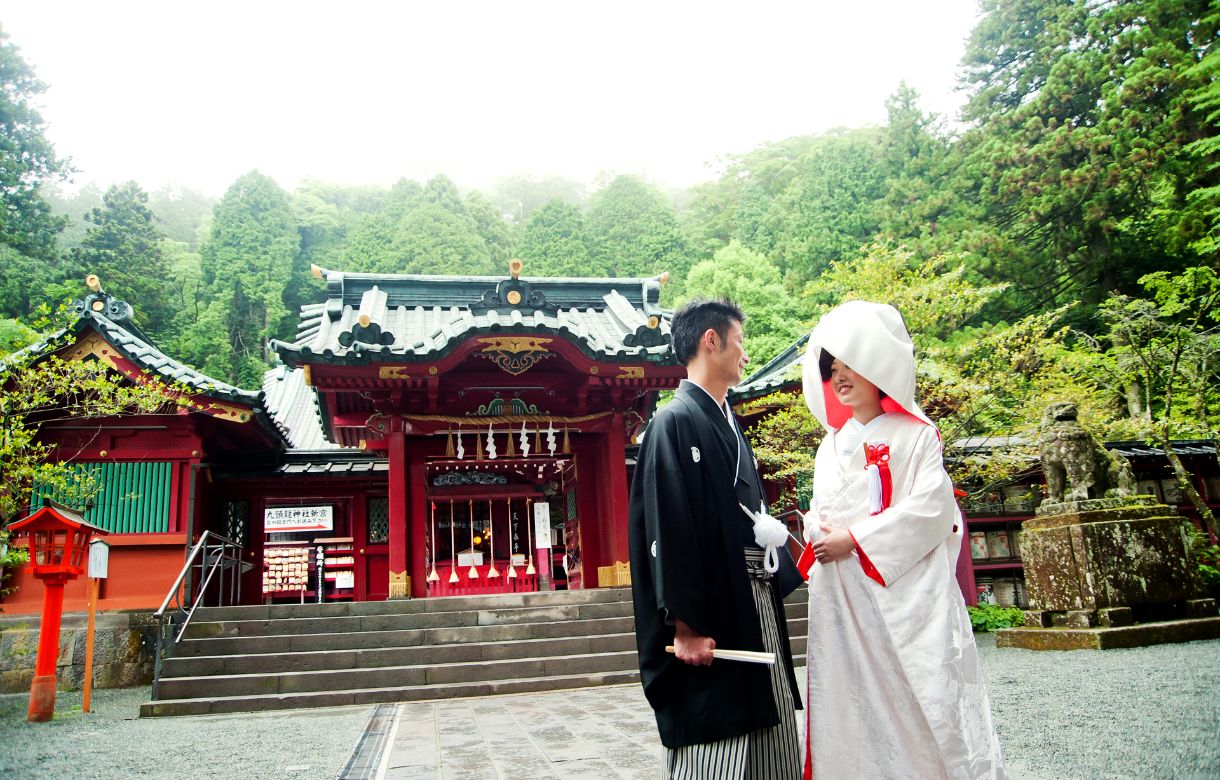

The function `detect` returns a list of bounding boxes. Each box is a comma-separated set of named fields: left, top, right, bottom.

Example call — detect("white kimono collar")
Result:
left=836, top=414, right=890, bottom=458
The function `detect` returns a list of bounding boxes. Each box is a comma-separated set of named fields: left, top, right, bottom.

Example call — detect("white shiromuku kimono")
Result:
left=801, top=301, right=1005, bottom=780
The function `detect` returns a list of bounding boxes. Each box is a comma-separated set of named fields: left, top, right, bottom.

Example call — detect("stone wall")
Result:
left=0, top=611, right=157, bottom=694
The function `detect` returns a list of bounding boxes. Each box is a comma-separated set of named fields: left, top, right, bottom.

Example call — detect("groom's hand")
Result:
left=673, top=618, right=715, bottom=666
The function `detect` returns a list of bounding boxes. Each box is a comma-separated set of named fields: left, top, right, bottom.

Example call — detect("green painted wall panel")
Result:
left=32, top=461, right=172, bottom=534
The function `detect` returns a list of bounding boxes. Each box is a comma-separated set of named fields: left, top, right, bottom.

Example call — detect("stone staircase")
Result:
left=140, top=586, right=808, bottom=717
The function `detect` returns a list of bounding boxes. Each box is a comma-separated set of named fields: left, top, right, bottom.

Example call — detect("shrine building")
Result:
left=2, top=263, right=687, bottom=613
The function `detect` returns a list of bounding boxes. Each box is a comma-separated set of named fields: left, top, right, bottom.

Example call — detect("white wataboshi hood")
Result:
left=801, top=300, right=935, bottom=433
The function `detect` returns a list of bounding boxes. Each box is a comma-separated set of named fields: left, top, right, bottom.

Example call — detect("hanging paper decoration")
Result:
left=486, top=499, right=500, bottom=578
left=427, top=502, right=440, bottom=582
left=455, top=428, right=465, bottom=460
left=507, top=498, right=518, bottom=579
left=448, top=499, right=459, bottom=584
left=525, top=497, right=536, bottom=575
left=467, top=499, right=480, bottom=579
left=519, top=422, right=530, bottom=458
left=486, top=424, right=497, bottom=459
left=445, top=431, right=455, bottom=458
left=562, top=426, right=571, bottom=455
left=546, top=421, right=557, bottom=455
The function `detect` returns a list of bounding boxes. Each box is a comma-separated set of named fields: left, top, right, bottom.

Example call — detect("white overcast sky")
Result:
left=3, top=1, right=981, bottom=197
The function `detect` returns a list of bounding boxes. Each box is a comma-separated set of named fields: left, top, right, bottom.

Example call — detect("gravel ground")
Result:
left=0, top=687, right=368, bottom=779
left=978, top=635, right=1220, bottom=779
left=0, top=635, right=1216, bottom=779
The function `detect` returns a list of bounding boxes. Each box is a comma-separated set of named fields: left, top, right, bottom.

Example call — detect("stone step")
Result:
left=143, top=585, right=811, bottom=716
left=182, top=600, right=638, bottom=640
left=194, top=583, right=809, bottom=625
left=156, top=650, right=644, bottom=699
left=173, top=615, right=637, bottom=657
left=157, top=631, right=810, bottom=701
left=193, top=585, right=638, bottom=623
left=183, top=593, right=808, bottom=642
left=143, top=669, right=648, bottom=717
left=163, top=619, right=811, bottom=677
left=163, top=632, right=641, bottom=677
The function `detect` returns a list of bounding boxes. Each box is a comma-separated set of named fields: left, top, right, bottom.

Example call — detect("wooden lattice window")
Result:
left=224, top=500, right=248, bottom=546
left=367, top=497, right=389, bottom=544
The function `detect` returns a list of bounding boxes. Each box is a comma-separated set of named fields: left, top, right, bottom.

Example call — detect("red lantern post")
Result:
left=7, top=504, right=107, bottom=722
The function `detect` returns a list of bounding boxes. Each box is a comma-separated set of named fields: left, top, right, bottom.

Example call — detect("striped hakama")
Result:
left=663, top=547, right=801, bottom=780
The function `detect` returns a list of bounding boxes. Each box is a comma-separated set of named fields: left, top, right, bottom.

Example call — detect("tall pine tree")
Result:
left=180, top=171, right=299, bottom=386
left=72, top=182, right=174, bottom=337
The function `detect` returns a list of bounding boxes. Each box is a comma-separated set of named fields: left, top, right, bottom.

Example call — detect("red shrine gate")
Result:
left=271, top=262, right=685, bottom=599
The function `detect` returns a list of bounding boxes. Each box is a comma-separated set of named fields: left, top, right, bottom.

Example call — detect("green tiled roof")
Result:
left=730, top=333, right=808, bottom=404
left=14, top=286, right=288, bottom=445
left=85, top=311, right=259, bottom=407
left=271, top=267, right=676, bottom=366
left=262, top=365, right=340, bottom=451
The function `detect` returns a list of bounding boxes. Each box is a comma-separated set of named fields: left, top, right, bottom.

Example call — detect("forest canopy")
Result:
left=1, top=1, right=1217, bottom=489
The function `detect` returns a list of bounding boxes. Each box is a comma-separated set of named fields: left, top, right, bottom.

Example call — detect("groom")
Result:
left=628, top=297, right=803, bottom=779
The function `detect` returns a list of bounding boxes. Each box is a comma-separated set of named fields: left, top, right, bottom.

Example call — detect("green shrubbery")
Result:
left=967, top=604, right=1025, bottom=632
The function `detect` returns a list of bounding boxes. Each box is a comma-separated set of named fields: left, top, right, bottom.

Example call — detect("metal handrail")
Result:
left=151, top=530, right=244, bottom=700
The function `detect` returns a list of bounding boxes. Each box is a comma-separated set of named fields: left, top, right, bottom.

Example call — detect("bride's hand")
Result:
left=812, top=525, right=855, bottom=563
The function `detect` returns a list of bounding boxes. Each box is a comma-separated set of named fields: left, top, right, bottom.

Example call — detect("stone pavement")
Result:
left=3, top=634, right=1218, bottom=779
left=363, top=686, right=666, bottom=780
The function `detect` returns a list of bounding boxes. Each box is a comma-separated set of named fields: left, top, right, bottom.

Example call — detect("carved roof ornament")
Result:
left=73, top=274, right=134, bottom=324
left=475, top=336, right=554, bottom=375
left=471, top=258, right=560, bottom=315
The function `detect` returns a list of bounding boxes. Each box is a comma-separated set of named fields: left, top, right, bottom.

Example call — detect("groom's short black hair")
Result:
left=671, top=298, right=745, bottom=365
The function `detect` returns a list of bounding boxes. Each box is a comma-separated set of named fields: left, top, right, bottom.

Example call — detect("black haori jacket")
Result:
left=629, top=380, right=803, bottom=749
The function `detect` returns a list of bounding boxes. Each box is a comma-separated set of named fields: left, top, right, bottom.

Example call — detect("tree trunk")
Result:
left=1124, top=380, right=1144, bottom=420
left=1158, top=429, right=1219, bottom=540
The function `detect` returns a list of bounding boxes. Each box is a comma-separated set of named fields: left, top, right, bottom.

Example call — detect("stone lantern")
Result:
left=8, top=503, right=107, bottom=721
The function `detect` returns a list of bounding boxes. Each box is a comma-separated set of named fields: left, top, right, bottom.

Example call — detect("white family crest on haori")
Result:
left=690, top=446, right=701, bottom=463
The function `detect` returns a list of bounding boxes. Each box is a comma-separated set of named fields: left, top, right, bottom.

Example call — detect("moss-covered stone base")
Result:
left=996, top=616, right=1220, bottom=651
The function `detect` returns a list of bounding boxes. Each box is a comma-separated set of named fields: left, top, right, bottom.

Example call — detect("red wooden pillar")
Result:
left=573, top=437, right=601, bottom=587
left=604, top=412, right=630, bottom=566
left=407, top=440, right=428, bottom=598
left=387, top=429, right=409, bottom=598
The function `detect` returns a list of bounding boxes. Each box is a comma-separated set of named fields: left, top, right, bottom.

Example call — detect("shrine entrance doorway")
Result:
left=422, top=456, right=576, bottom=597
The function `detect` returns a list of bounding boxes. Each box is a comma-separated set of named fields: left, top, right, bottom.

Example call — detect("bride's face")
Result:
left=828, top=359, right=881, bottom=409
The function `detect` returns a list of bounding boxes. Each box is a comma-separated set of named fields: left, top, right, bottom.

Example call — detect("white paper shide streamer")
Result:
left=739, top=502, right=789, bottom=573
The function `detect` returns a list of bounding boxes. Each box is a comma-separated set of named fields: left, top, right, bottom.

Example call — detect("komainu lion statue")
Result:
left=1040, top=402, right=1137, bottom=503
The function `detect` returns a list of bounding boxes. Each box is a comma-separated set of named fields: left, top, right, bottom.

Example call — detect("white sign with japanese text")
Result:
left=88, top=539, right=110, bottom=579
left=264, top=505, right=334, bottom=532
left=533, top=502, right=552, bottom=549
